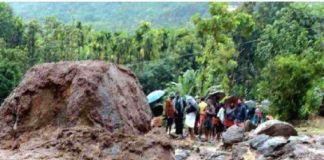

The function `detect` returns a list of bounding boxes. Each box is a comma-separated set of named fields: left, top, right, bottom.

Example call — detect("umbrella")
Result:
left=207, top=90, right=226, bottom=102
left=147, top=90, right=165, bottom=104
left=245, top=100, right=256, bottom=108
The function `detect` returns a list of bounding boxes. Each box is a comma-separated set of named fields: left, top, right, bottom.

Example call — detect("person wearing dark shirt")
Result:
left=235, top=99, right=247, bottom=127
left=173, top=92, right=186, bottom=138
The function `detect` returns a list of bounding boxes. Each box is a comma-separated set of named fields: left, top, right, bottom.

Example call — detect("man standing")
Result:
left=165, top=93, right=175, bottom=134
left=235, top=99, right=247, bottom=127
left=173, top=92, right=186, bottom=138
left=224, top=101, right=236, bottom=129
left=185, top=96, right=198, bottom=140
left=198, top=97, right=207, bottom=139
left=205, top=99, right=216, bottom=141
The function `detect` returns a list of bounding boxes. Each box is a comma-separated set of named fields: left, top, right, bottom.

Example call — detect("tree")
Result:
left=256, top=3, right=324, bottom=66
left=0, top=40, right=27, bottom=103
left=193, top=3, right=254, bottom=93
left=0, top=3, right=24, bottom=47
left=24, top=20, right=41, bottom=67
left=133, top=60, right=176, bottom=94
left=232, top=2, right=290, bottom=99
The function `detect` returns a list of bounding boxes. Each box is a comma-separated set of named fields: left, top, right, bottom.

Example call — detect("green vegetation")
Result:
left=0, top=2, right=323, bottom=121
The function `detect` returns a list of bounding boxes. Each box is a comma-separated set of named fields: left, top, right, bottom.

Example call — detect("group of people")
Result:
left=163, top=91, right=264, bottom=142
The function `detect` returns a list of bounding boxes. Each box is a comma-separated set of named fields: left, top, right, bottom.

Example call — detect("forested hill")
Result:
left=9, top=2, right=212, bottom=31
left=1, top=2, right=323, bottom=121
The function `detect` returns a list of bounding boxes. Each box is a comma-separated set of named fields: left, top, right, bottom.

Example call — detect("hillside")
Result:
left=9, top=2, right=211, bottom=31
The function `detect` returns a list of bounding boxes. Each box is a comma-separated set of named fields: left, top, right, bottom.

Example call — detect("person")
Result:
left=224, top=101, right=236, bottom=129
left=217, top=104, right=225, bottom=124
left=235, top=99, right=247, bottom=127
left=185, top=96, right=198, bottom=140
left=246, top=105, right=256, bottom=121
left=165, top=93, right=175, bottom=134
left=211, top=100, right=220, bottom=141
left=198, top=97, right=207, bottom=139
left=254, top=106, right=263, bottom=125
left=212, top=115, right=219, bottom=141
left=215, top=104, right=225, bottom=141
left=173, top=92, right=186, bottom=138
left=205, top=99, right=216, bottom=142
left=194, top=96, right=201, bottom=135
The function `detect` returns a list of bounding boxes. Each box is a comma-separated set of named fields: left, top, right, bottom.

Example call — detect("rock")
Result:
left=211, top=151, right=229, bottom=159
left=253, top=120, right=297, bottom=137
left=288, top=135, right=312, bottom=144
left=249, top=134, right=270, bottom=149
left=192, top=144, right=200, bottom=152
left=257, top=136, right=288, bottom=157
left=265, top=136, right=324, bottom=160
left=269, top=141, right=295, bottom=158
left=291, top=143, right=324, bottom=160
left=314, top=135, right=324, bottom=146
left=208, top=155, right=226, bottom=160
left=197, top=145, right=230, bottom=160
left=0, top=61, right=174, bottom=159
left=222, top=125, right=245, bottom=145
left=256, top=155, right=267, bottom=160
left=0, top=61, right=151, bottom=138
left=175, top=149, right=190, bottom=160
left=232, top=142, right=257, bottom=160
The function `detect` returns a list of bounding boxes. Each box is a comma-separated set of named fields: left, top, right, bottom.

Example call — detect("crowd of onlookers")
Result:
left=160, top=91, right=267, bottom=142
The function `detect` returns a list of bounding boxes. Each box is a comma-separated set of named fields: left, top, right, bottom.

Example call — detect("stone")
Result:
left=232, top=142, right=256, bottom=160
left=266, top=141, right=295, bottom=158
left=222, top=125, right=245, bottom=145
left=209, top=150, right=229, bottom=160
left=249, top=134, right=270, bottom=149
left=253, top=120, right=297, bottom=137
left=314, top=135, right=324, bottom=146
left=208, top=155, right=226, bottom=160
left=175, top=149, right=190, bottom=160
left=288, top=135, right=312, bottom=144
left=257, top=136, right=288, bottom=157
left=291, top=143, right=324, bottom=160
left=192, top=144, right=200, bottom=152
left=0, top=61, right=151, bottom=139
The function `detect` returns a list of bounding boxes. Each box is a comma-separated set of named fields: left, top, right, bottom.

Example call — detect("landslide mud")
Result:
left=0, top=61, right=174, bottom=159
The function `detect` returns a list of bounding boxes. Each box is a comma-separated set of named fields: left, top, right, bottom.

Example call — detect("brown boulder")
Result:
left=0, top=61, right=151, bottom=140
left=0, top=61, right=175, bottom=159
left=252, top=120, right=297, bottom=137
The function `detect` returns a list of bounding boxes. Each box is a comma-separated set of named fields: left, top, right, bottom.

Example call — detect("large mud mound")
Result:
left=0, top=61, right=150, bottom=138
left=0, top=61, right=174, bottom=159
